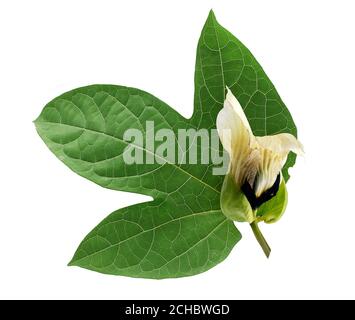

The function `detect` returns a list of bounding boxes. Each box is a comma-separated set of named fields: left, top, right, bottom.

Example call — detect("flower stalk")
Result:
left=250, top=221, right=271, bottom=258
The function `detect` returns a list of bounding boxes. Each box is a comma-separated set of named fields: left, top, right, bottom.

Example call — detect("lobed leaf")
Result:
left=35, top=10, right=297, bottom=278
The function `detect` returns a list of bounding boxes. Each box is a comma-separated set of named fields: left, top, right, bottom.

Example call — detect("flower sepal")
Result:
left=220, top=173, right=255, bottom=223
left=256, top=177, right=288, bottom=224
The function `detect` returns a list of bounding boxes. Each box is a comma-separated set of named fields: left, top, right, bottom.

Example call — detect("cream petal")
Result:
left=254, top=133, right=303, bottom=197
left=224, top=88, right=253, bottom=135
left=216, top=88, right=255, bottom=157
left=254, top=148, right=284, bottom=197
left=216, top=106, right=235, bottom=156
left=216, top=89, right=255, bottom=178
left=256, top=133, right=304, bottom=156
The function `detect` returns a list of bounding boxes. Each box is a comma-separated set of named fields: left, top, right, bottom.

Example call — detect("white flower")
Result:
left=217, top=88, right=304, bottom=223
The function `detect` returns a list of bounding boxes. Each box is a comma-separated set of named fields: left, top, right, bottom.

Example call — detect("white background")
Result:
left=0, top=0, right=354, bottom=300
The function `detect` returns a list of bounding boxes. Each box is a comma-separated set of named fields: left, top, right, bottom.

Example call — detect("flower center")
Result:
left=241, top=173, right=280, bottom=210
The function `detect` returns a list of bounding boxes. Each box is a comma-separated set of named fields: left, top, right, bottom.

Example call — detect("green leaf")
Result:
left=192, top=10, right=297, bottom=181
left=35, top=84, right=241, bottom=278
left=68, top=200, right=240, bottom=279
left=35, top=85, right=223, bottom=197
left=257, top=178, right=288, bottom=224
left=35, top=10, right=297, bottom=278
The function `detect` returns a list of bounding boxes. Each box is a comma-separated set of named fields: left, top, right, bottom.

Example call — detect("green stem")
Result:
left=250, top=221, right=271, bottom=258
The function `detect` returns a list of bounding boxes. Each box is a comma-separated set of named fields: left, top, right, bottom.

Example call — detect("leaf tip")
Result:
left=208, top=9, right=216, bottom=20
left=32, top=116, right=41, bottom=127
left=67, top=258, right=77, bottom=267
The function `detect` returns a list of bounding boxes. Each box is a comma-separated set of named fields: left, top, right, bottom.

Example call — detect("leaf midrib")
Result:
left=70, top=209, right=224, bottom=265
left=211, top=14, right=226, bottom=102
left=36, top=120, right=220, bottom=195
